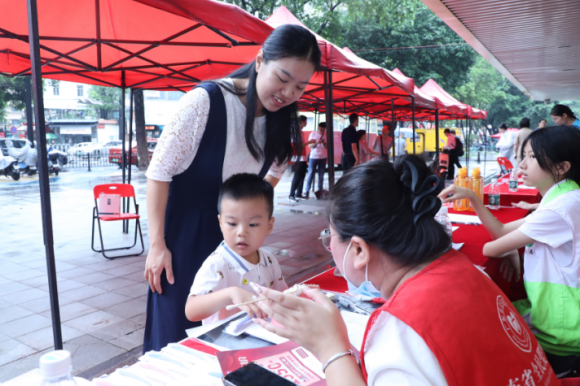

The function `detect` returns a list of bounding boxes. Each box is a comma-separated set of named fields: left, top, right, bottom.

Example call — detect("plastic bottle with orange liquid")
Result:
left=470, top=167, right=484, bottom=210
left=453, top=168, right=471, bottom=211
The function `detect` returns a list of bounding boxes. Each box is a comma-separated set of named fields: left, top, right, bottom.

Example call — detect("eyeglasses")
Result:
left=318, top=228, right=338, bottom=252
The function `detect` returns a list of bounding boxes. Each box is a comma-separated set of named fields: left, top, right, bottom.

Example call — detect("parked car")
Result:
left=67, top=142, right=95, bottom=157
left=0, top=138, right=27, bottom=157
left=109, top=141, right=157, bottom=167
left=91, top=141, right=123, bottom=157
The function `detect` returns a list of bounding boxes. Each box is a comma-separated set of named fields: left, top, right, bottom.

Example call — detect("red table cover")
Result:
left=483, top=180, right=541, bottom=206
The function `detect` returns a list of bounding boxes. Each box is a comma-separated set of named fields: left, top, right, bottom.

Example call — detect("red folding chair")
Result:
left=91, top=184, right=144, bottom=259
left=497, top=156, right=514, bottom=177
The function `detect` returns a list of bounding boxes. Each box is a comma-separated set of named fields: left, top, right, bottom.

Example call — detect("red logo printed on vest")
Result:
left=497, top=296, right=532, bottom=353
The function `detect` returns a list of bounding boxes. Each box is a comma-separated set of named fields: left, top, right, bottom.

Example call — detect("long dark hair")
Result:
left=521, top=125, right=580, bottom=186
left=216, top=24, right=321, bottom=165
left=327, top=156, right=450, bottom=268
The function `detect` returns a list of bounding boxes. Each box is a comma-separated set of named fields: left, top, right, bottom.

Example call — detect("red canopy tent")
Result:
left=0, top=0, right=270, bottom=90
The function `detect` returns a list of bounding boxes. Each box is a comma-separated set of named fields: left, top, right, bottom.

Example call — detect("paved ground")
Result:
left=0, top=166, right=332, bottom=381
left=0, top=153, right=499, bottom=381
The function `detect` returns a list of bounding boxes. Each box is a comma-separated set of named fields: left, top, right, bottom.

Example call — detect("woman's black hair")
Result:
left=521, top=125, right=580, bottom=186
left=357, top=130, right=366, bottom=140
left=499, top=123, right=507, bottom=130
left=327, top=156, right=450, bottom=268
left=216, top=24, right=321, bottom=166
left=550, top=104, right=577, bottom=120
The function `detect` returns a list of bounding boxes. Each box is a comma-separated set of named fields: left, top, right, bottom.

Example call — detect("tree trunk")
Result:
left=134, top=89, right=149, bottom=171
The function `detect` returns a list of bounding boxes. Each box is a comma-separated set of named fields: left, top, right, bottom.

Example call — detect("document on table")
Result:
left=340, top=310, right=370, bottom=351
left=452, top=226, right=459, bottom=232
left=517, top=185, right=537, bottom=190
left=448, top=213, right=482, bottom=224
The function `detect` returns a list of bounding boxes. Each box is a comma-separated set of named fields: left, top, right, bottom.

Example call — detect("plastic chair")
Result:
left=497, top=156, right=514, bottom=177
left=91, top=184, right=144, bottom=259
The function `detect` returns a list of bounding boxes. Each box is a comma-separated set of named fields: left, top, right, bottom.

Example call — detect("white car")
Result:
left=90, top=141, right=123, bottom=157
left=67, top=142, right=95, bottom=157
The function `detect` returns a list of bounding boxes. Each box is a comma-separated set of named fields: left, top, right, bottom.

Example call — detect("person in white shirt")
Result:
left=371, top=123, right=393, bottom=162
left=186, top=173, right=287, bottom=324
left=496, top=123, right=516, bottom=167
left=303, top=122, right=327, bottom=197
left=440, top=125, right=580, bottom=377
left=394, top=131, right=406, bottom=162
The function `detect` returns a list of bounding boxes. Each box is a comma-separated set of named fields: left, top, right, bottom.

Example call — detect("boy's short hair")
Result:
left=318, top=122, right=326, bottom=128
left=444, top=129, right=451, bottom=134
left=299, top=115, right=307, bottom=123
left=218, top=173, right=274, bottom=217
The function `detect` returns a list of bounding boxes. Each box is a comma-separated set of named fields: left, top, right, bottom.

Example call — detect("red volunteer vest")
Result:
left=360, top=250, right=559, bottom=386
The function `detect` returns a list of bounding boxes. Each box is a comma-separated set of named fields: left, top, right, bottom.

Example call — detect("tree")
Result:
left=333, top=3, right=476, bottom=92
left=133, top=89, right=149, bottom=170
left=224, top=0, right=418, bottom=36
left=89, top=85, right=121, bottom=119
left=454, top=56, right=504, bottom=111
left=0, top=76, right=28, bottom=122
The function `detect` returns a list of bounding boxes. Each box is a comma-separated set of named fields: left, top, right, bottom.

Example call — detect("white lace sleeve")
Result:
left=267, top=161, right=288, bottom=180
left=146, top=88, right=210, bottom=182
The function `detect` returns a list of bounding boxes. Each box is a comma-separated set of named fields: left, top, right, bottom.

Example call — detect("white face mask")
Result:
left=341, top=240, right=383, bottom=300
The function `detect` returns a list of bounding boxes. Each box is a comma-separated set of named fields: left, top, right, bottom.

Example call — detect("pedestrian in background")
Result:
left=303, top=122, right=327, bottom=198
left=537, top=119, right=547, bottom=130
left=371, top=122, right=393, bottom=162
left=357, top=130, right=378, bottom=164
left=514, top=117, right=533, bottom=165
left=443, top=128, right=458, bottom=180
left=551, top=104, right=580, bottom=129
left=496, top=123, right=516, bottom=166
left=341, top=114, right=359, bottom=170
left=394, top=131, right=407, bottom=163
left=289, top=116, right=315, bottom=202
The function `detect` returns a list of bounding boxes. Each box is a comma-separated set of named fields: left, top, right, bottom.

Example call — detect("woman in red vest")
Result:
left=253, top=156, right=558, bottom=386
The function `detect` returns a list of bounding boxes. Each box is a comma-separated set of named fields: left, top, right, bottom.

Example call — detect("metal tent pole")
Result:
left=121, top=71, right=128, bottom=233
left=411, top=96, right=416, bottom=154
left=324, top=70, right=335, bottom=189
left=25, top=76, right=34, bottom=143
left=391, top=98, right=395, bottom=159
left=124, top=88, right=134, bottom=233
left=435, top=109, right=440, bottom=162
left=26, top=0, right=63, bottom=350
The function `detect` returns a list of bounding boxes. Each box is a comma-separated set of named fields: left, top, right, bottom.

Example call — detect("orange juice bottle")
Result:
left=454, top=168, right=471, bottom=211
left=471, top=167, right=484, bottom=205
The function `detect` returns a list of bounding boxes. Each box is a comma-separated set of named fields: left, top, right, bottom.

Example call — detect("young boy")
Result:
left=185, top=173, right=288, bottom=324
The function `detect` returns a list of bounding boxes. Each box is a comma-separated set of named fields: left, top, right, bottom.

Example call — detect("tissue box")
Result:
left=98, top=193, right=121, bottom=215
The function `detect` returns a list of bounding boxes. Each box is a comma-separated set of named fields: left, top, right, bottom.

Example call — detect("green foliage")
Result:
left=89, top=85, right=121, bottom=119
left=0, top=76, right=28, bottom=122
left=454, top=56, right=503, bottom=111
left=331, top=3, right=476, bottom=91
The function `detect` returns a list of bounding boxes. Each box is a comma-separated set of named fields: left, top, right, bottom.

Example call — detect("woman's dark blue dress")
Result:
left=143, top=83, right=273, bottom=352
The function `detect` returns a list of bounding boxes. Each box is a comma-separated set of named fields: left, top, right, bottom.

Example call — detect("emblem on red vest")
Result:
left=497, top=295, right=532, bottom=353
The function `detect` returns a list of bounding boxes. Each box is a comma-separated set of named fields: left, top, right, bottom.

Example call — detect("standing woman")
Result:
left=143, top=25, right=321, bottom=352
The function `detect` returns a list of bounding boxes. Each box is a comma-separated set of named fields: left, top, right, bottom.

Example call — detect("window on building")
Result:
left=77, top=85, right=84, bottom=97
left=167, top=91, right=183, bottom=101
left=53, top=86, right=59, bottom=96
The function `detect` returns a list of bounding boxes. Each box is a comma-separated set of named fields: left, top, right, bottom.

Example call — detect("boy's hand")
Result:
left=230, top=287, right=267, bottom=319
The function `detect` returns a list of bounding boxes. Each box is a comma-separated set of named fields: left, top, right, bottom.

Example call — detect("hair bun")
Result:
left=401, top=160, right=444, bottom=224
